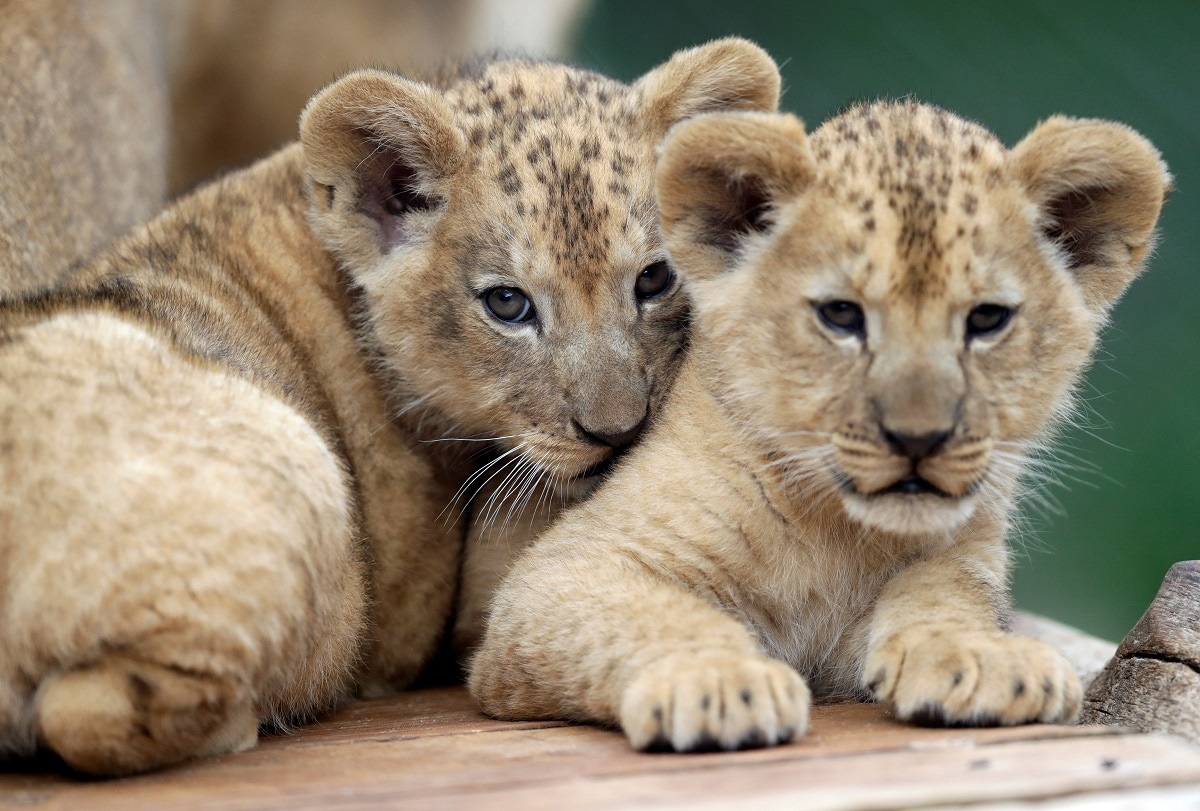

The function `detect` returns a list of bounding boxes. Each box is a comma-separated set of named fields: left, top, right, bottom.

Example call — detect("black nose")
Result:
left=575, top=413, right=649, bottom=449
left=883, top=429, right=951, bottom=461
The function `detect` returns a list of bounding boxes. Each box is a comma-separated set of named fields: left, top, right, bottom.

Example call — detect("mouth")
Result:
left=576, top=445, right=630, bottom=480
left=878, top=473, right=952, bottom=498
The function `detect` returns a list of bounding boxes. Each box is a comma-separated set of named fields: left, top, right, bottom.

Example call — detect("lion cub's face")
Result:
left=299, top=41, right=779, bottom=489
left=658, top=102, right=1168, bottom=537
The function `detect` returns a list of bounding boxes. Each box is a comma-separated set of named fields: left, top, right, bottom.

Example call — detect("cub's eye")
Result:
left=483, top=287, right=535, bottom=324
left=815, top=300, right=866, bottom=338
left=966, top=303, right=1015, bottom=339
left=635, top=261, right=675, bottom=301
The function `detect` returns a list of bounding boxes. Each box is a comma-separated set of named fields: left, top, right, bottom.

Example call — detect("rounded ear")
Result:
left=635, top=37, right=781, bottom=138
left=657, top=112, right=814, bottom=280
left=299, top=69, right=466, bottom=268
left=1009, top=116, right=1171, bottom=315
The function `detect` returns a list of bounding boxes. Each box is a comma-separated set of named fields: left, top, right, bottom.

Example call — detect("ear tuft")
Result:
left=636, top=38, right=781, bottom=138
left=299, top=70, right=465, bottom=266
left=1009, top=116, right=1170, bottom=314
left=657, top=112, right=813, bottom=280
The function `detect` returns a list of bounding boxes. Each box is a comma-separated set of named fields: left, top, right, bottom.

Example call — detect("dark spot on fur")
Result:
left=962, top=193, right=978, bottom=216
left=497, top=164, right=522, bottom=195
left=952, top=671, right=964, bottom=687
left=1013, top=679, right=1026, bottom=698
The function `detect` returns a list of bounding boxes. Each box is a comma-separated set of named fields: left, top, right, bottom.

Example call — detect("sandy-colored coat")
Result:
left=0, top=0, right=187, bottom=297
left=469, top=102, right=1170, bottom=751
left=0, top=0, right=587, bottom=299
left=0, top=40, right=779, bottom=775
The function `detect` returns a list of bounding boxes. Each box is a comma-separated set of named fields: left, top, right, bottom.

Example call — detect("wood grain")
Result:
left=3, top=687, right=1200, bottom=810
left=1083, top=560, right=1200, bottom=743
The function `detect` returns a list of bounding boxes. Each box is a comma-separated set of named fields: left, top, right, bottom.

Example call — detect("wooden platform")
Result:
left=4, top=687, right=1200, bottom=809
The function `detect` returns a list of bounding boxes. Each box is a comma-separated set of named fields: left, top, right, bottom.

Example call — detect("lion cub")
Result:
left=0, top=40, right=779, bottom=774
left=468, top=101, right=1170, bottom=751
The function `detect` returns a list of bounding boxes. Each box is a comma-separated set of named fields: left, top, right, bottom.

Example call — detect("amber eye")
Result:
left=816, top=300, right=866, bottom=338
left=483, top=287, right=535, bottom=324
left=635, top=261, right=675, bottom=301
left=966, top=303, right=1014, bottom=339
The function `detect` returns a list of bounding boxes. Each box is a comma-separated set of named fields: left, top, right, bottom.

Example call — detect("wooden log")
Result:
left=1081, top=561, right=1200, bottom=743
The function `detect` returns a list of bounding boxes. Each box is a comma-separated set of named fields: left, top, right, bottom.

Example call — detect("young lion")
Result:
left=0, top=40, right=779, bottom=774
left=468, top=101, right=1170, bottom=751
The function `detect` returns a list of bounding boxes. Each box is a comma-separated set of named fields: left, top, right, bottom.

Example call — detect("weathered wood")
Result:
left=1013, top=610, right=1117, bottom=692
left=2, top=688, right=1199, bottom=810
left=1082, top=561, right=1200, bottom=743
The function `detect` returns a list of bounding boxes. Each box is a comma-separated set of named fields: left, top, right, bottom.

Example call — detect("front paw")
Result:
left=620, top=651, right=810, bottom=752
left=863, top=627, right=1082, bottom=726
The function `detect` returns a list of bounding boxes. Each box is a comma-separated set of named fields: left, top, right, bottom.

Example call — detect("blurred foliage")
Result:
left=573, top=0, right=1199, bottom=640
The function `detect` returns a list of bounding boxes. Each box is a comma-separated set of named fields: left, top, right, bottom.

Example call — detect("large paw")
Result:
left=35, top=656, right=257, bottom=775
left=620, top=651, right=810, bottom=752
left=863, top=627, right=1082, bottom=726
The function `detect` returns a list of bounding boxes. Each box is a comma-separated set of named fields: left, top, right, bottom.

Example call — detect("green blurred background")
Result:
left=571, top=1, right=1198, bottom=641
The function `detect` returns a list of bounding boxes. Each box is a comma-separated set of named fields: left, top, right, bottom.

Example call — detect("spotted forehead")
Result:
left=445, top=62, right=657, bottom=289
left=811, top=101, right=1011, bottom=301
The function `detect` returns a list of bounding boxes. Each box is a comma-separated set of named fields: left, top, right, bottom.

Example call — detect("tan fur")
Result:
left=169, top=0, right=591, bottom=191
left=468, top=102, right=1170, bottom=751
left=0, top=0, right=586, bottom=299
left=0, top=0, right=188, bottom=297
left=0, top=41, right=779, bottom=774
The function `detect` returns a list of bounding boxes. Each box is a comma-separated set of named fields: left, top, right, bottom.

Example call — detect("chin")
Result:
left=841, top=491, right=978, bottom=538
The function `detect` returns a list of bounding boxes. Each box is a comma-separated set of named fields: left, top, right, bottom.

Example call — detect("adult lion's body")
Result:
left=469, top=102, right=1170, bottom=751
left=0, top=0, right=184, bottom=296
left=0, top=0, right=588, bottom=297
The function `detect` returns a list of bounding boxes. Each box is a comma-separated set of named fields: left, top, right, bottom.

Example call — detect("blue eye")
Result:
left=483, top=287, right=535, bottom=324
left=816, top=300, right=866, bottom=337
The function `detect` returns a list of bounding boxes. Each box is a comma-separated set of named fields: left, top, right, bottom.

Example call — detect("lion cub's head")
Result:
left=296, top=40, right=779, bottom=490
left=658, top=101, right=1169, bottom=536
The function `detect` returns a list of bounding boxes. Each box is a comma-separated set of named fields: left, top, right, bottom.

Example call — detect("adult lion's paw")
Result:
left=863, top=627, right=1082, bottom=727
left=620, top=651, right=810, bottom=752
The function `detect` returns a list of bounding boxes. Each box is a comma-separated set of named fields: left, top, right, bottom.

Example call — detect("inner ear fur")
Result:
left=299, top=69, right=466, bottom=266
left=657, top=112, right=815, bottom=280
left=635, top=37, right=781, bottom=139
left=1009, top=116, right=1171, bottom=315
